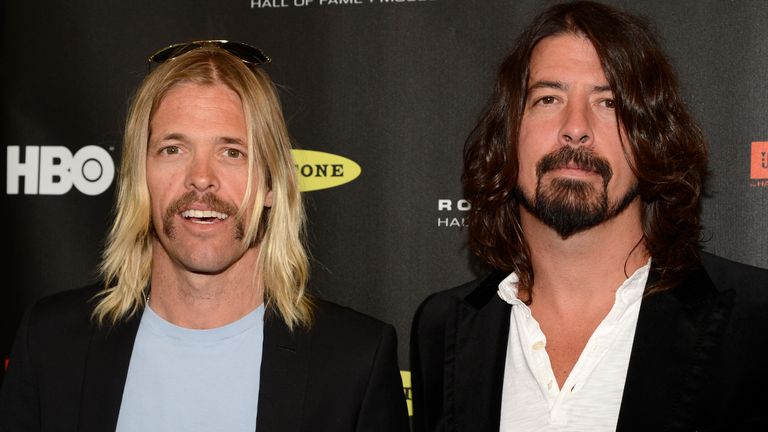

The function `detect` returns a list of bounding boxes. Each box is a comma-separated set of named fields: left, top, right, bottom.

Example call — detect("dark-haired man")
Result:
left=411, top=2, right=768, bottom=431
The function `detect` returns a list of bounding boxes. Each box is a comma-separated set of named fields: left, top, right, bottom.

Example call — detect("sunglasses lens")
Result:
left=149, top=43, right=196, bottom=63
left=222, top=42, right=271, bottom=65
left=147, top=41, right=270, bottom=66
left=148, top=49, right=170, bottom=63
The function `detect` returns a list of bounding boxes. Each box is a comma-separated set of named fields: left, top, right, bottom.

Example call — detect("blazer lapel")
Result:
left=617, top=263, right=735, bottom=431
left=256, top=311, right=310, bottom=432
left=450, top=272, right=510, bottom=432
left=78, top=313, right=141, bottom=431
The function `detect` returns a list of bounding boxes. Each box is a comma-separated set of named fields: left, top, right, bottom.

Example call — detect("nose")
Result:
left=186, top=152, right=218, bottom=192
left=559, top=102, right=593, bottom=146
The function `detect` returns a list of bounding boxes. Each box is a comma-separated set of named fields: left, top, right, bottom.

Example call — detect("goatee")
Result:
left=517, top=146, right=638, bottom=238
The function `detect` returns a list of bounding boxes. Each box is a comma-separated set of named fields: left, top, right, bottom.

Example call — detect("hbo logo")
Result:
left=6, top=146, right=115, bottom=195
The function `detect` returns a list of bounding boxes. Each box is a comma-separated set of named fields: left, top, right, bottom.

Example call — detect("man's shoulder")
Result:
left=26, top=283, right=102, bottom=330
left=34, top=283, right=102, bottom=308
left=416, top=278, right=479, bottom=316
left=292, top=299, right=400, bottom=373
left=308, top=298, right=396, bottom=342
left=700, top=251, right=768, bottom=313
left=701, top=251, right=768, bottom=289
left=417, top=272, right=506, bottom=317
left=412, top=272, right=507, bottom=333
left=9, top=284, right=104, bottom=375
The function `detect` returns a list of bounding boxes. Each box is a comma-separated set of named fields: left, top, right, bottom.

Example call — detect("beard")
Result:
left=161, top=190, right=244, bottom=240
left=516, top=146, right=639, bottom=239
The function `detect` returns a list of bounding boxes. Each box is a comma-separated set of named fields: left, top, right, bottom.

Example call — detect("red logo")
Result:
left=751, top=142, right=768, bottom=179
left=750, top=142, right=768, bottom=188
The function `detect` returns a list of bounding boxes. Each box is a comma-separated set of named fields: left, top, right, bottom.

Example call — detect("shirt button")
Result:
left=532, top=341, right=545, bottom=350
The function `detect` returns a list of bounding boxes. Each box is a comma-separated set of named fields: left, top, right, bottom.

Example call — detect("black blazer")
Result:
left=0, top=285, right=409, bottom=431
left=410, top=252, right=768, bottom=432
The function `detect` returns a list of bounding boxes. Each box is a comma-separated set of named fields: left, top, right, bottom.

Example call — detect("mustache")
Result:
left=164, top=190, right=239, bottom=220
left=536, top=146, right=613, bottom=183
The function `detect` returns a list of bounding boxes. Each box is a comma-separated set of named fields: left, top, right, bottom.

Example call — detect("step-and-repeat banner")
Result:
left=3, top=0, right=768, bottom=416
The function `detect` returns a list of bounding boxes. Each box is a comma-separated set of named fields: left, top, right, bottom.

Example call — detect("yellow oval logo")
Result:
left=291, top=149, right=362, bottom=192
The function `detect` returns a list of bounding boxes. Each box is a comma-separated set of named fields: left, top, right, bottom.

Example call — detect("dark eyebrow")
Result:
left=527, top=81, right=613, bottom=94
left=528, top=80, right=567, bottom=92
left=593, top=84, right=612, bottom=93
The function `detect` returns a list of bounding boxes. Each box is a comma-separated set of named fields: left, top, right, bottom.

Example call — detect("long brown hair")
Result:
left=464, top=1, right=708, bottom=294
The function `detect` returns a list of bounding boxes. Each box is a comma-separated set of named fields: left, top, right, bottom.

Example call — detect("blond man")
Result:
left=1, top=41, right=408, bottom=432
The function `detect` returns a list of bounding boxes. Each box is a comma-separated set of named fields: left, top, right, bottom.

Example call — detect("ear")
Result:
left=264, top=189, right=273, bottom=208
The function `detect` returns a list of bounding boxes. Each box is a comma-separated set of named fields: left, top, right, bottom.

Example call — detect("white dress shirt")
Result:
left=498, top=262, right=650, bottom=432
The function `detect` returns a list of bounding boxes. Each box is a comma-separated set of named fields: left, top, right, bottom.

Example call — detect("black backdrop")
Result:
left=3, top=0, right=768, bottom=416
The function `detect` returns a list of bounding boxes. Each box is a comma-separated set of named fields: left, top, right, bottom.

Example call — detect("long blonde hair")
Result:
left=95, top=46, right=312, bottom=329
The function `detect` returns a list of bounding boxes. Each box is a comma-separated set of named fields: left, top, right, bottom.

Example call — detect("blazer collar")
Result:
left=255, top=310, right=310, bottom=432
left=451, top=271, right=510, bottom=432
left=79, top=311, right=141, bottom=431
left=617, top=261, right=734, bottom=431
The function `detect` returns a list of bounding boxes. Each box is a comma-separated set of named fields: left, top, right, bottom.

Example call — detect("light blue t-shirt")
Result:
left=116, top=304, right=265, bottom=432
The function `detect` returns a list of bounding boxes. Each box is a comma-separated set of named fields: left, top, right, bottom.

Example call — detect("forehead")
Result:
left=154, top=82, right=243, bottom=116
left=528, top=33, right=607, bottom=85
left=148, top=82, right=248, bottom=144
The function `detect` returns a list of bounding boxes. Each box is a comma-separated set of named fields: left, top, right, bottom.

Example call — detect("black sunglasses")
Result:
left=147, top=40, right=271, bottom=67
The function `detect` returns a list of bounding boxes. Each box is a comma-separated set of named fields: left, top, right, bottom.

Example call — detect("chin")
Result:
left=176, top=251, right=235, bottom=275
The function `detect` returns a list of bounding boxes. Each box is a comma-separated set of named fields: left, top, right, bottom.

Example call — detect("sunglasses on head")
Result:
left=147, top=40, right=271, bottom=67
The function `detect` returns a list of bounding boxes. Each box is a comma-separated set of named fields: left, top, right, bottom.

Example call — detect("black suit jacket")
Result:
left=410, top=252, right=768, bottom=431
left=0, top=285, right=409, bottom=431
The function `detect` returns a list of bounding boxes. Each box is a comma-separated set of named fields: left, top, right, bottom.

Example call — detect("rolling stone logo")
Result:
left=291, top=149, right=361, bottom=192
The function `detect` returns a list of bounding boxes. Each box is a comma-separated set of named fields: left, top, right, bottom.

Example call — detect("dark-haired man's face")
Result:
left=516, top=34, right=639, bottom=239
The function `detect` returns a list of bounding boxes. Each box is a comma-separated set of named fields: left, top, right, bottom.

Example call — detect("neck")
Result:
left=148, top=241, right=264, bottom=329
left=520, top=198, right=649, bottom=312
